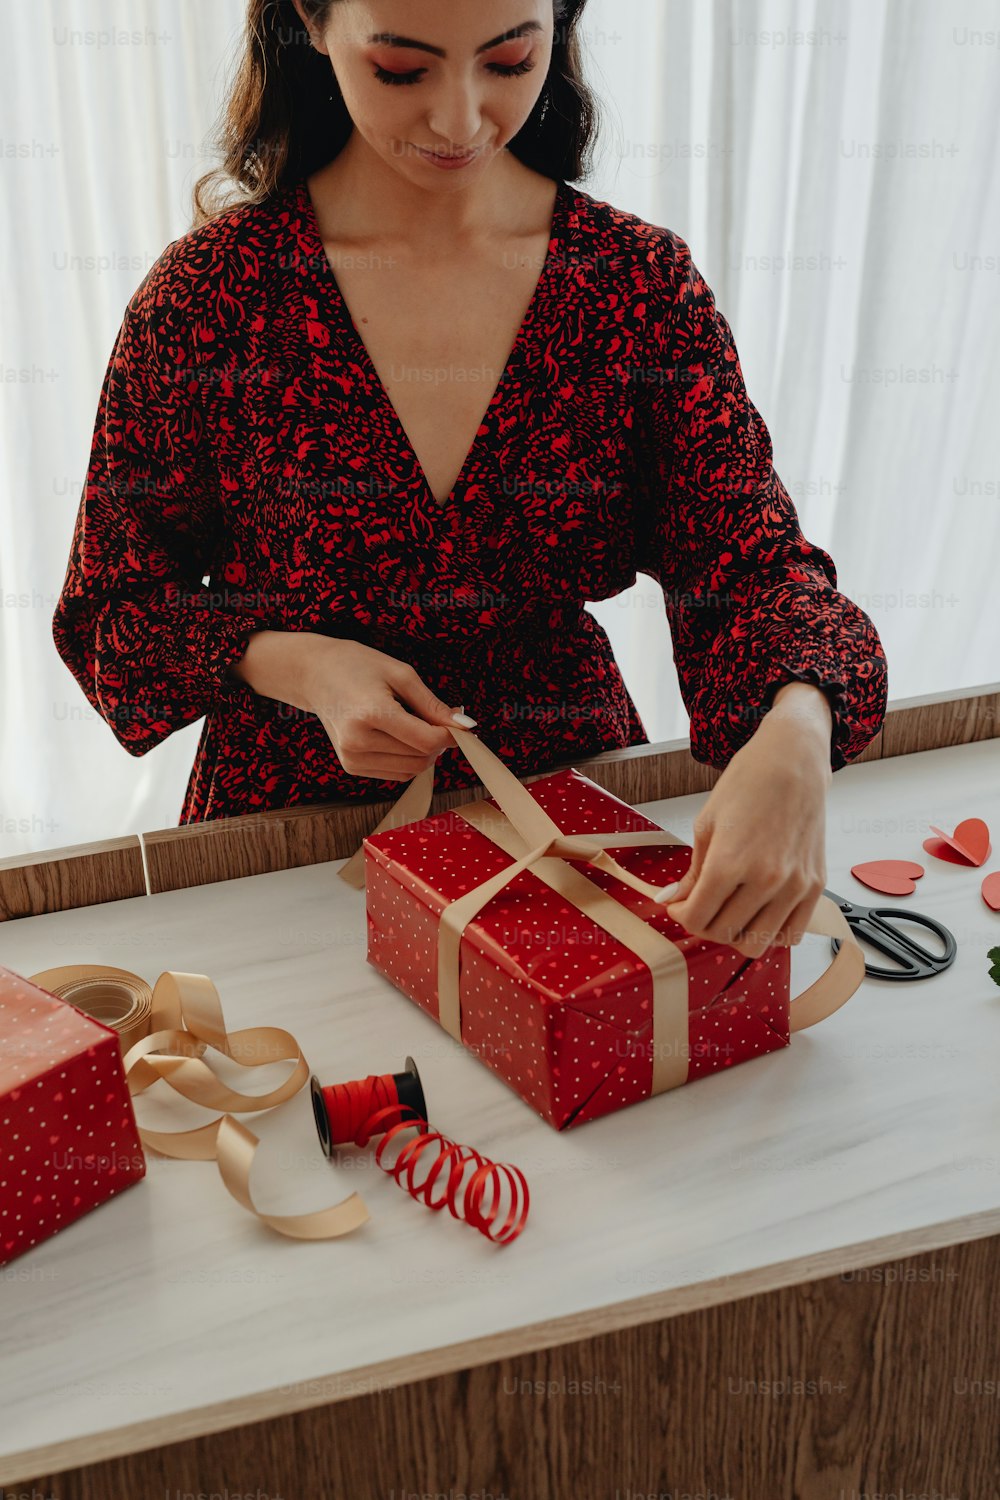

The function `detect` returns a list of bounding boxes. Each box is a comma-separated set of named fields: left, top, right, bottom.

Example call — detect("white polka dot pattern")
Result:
left=363, top=768, right=791, bottom=1130
left=0, top=967, right=147, bottom=1266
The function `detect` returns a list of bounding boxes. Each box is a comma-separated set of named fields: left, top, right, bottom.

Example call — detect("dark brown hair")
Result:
left=191, top=0, right=599, bottom=228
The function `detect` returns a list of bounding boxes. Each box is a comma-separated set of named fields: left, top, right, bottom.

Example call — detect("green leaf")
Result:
left=988, top=946, right=1000, bottom=987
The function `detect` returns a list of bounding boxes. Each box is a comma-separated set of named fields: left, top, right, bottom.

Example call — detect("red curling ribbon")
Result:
left=309, top=1063, right=530, bottom=1245
left=361, top=1109, right=530, bottom=1246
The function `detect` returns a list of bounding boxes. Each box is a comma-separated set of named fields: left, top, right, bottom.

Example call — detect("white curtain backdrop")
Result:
left=2, top=0, right=998, bottom=858
left=582, top=0, right=1000, bottom=749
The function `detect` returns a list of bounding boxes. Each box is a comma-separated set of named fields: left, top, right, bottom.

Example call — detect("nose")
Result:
left=426, top=76, right=483, bottom=149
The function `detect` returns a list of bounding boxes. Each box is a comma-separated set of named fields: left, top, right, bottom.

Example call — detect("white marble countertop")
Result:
left=1, top=738, right=999, bottom=1482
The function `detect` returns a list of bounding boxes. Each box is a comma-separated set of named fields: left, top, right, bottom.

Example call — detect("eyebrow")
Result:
left=366, top=21, right=544, bottom=59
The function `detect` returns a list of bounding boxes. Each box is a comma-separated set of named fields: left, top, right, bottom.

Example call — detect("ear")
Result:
left=289, top=0, right=329, bottom=56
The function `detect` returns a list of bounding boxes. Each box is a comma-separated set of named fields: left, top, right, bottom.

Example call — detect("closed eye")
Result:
left=373, top=59, right=537, bottom=86
left=489, top=59, right=537, bottom=78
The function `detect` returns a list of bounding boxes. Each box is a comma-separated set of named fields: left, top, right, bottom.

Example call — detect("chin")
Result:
left=388, top=139, right=506, bottom=176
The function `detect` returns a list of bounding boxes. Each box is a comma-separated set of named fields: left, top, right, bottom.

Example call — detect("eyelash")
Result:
left=373, top=59, right=536, bottom=87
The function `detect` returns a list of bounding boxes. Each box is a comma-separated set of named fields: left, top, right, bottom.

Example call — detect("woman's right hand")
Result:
left=296, top=635, right=474, bottom=782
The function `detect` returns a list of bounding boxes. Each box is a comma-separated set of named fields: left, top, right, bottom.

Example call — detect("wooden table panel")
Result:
left=10, top=1236, right=998, bottom=1500
left=0, top=836, right=146, bottom=922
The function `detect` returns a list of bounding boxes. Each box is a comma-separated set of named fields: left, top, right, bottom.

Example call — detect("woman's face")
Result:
left=292, top=0, right=555, bottom=185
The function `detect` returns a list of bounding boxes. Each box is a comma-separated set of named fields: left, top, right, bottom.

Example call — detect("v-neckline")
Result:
left=297, top=174, right=569, bottom=510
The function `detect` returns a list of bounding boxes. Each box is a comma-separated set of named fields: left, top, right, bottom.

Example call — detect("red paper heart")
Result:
left=922, top=837, right=971, bottom=867
left=982, top=871, right=1000, bottom=911
left=851, top=859, right=925, bottom=896
left=926, top=818, right=991, bottom=867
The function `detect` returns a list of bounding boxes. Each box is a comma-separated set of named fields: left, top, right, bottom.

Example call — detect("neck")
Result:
left=308, top=132, right=541, bottom=251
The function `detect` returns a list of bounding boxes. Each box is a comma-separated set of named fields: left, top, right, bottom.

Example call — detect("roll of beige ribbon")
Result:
left=28, top=963, right=153, bottom=1052
left=26, top=963, right=369, bottom=1242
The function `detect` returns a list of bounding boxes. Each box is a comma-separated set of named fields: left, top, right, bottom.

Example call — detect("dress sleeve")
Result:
left=52, top=251, right=263, bottom=756
left=633, top=230, right=888, bottom=773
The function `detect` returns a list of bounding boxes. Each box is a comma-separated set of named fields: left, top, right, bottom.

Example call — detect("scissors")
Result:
left=822, top=887, right=957, bottom=981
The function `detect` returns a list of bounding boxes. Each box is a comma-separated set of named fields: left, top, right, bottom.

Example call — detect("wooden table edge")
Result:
left=2, top=1204, right=997, bottom=1486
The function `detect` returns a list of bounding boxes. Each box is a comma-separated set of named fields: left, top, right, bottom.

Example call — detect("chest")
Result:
left=324, top=238, right=552, bottom=507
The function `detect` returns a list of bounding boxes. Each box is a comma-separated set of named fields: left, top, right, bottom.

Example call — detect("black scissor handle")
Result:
left=822, top=888, right=957, bottom=981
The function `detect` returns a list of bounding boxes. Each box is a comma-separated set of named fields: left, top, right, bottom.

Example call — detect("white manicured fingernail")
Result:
left=452, top=712, right=477, bottom=727
left=654, top=883, right=680, bottom=904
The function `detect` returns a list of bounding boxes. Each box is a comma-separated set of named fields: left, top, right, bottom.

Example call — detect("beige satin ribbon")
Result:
left=28, top=964, right=369, bottom=1240
left=338, top=726, right=866, bottom=1092
left=28, top=964, right=153, bottom=1053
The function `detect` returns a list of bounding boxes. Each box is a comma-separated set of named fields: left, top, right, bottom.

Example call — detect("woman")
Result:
left=52, top=0, right=888, bottom=960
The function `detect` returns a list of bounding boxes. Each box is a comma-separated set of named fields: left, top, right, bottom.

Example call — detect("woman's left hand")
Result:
left=657, top=687, right=835, bottom=959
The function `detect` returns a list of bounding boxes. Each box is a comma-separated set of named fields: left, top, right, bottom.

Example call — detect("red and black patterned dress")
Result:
left=52, top=175, right=888, bottom=825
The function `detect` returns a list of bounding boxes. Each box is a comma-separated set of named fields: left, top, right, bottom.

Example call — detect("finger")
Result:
left=675, top=881, right=768, bottom=950
left=654, top=835, right=705, bottom=905
left=729, top=891, right=799, bottom=957
left=776, top=888, right=825, bottom=946
left=354, top=695, right=459, bottom=757
left=654, top=860, right=696, bottom=906
left=734, top=883, right=825, bottom=952
left=666, top=859, right=742, bottom=937
left=384, top=663, right=474, bottom=739
left=339, top=754, right=440, bottom=782
left=354, top=723, right=449, bottom=761
left=343, top=750, right=441, bottom=775
left=384, top=700, right=463, bottom=755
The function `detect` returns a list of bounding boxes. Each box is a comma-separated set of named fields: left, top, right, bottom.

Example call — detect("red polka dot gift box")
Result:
left=338, top=728, right=864, bottom=1132
left=0, top=967, right=146, bottom=1266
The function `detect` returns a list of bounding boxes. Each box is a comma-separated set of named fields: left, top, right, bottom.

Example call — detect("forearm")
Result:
left=769, top=680, right=833, bottom=734
left=227, top=629, right=328, bottom=714
left=757, top=681, right=835, bottom=776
